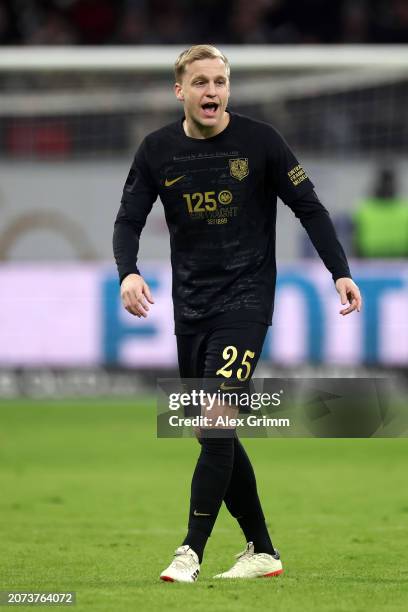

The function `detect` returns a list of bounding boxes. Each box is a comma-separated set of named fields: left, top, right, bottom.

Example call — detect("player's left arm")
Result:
left=286, top=189, right=362, bottom=316
left=268, top=127, right=362, bottom=316
left=335, top=277, right=362, bottom=316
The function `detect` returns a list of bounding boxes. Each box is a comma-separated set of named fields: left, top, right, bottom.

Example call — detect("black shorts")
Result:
left=176, top=320, right=268, bottom=414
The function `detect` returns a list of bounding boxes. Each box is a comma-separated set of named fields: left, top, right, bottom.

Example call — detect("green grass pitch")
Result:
left=0, top=398, right=407, bottom=611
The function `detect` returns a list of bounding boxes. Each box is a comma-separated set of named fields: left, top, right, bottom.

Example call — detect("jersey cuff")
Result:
left=119, top=269, right=140, bottom=285
left=333, top=270, right=352, bottom=282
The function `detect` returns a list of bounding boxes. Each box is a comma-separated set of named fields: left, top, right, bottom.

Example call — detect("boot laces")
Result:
left=234, top=543, right=255, bottom=567
left=172, top=548, right=196, bottom=571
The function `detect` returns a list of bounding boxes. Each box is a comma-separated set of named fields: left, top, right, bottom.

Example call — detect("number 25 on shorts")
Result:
left=216, top=346, right=255, bottom=381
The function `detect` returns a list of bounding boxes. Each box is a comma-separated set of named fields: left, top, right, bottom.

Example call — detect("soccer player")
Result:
left=113, top=45, right=362, bottom=582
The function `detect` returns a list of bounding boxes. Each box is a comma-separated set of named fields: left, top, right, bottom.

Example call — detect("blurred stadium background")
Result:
left=1, top=3, right=408, bottom=610
left=0, top=1, right=407, bottom=392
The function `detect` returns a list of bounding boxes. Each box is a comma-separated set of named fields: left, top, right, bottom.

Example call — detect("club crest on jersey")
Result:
left=229, top=158, right=249, bottom=181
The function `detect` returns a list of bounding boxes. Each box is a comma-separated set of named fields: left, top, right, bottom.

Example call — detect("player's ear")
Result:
left=174, top=82, right=184, bottom=102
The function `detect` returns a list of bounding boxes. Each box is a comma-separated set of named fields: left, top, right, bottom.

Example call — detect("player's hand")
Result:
left=120, top=273, right=154, bottom=318
left=335, top=277, right=362, bottom=316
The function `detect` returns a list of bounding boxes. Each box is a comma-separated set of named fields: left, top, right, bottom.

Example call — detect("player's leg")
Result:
left=224, top=436, right=275, bottom=555
left=180, top=430, right=235, bottom=565
left=159, top=332, right=207, bottom=583
left=220, top=323, right=275, bottom=555
left=214, top=435, right=282, bottom=578
left=160, top=331, right=235, bottom=582
left=178, top=329, right=236, bottom=567
left=209, top=322, right=283, bottom=578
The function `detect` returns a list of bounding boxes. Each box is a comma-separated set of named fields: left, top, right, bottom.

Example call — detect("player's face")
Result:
left=174, top=58, right=230, bottom=133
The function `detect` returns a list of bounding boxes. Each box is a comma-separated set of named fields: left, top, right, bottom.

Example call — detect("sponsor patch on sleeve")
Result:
left=288, top=164, right=308, bottom=187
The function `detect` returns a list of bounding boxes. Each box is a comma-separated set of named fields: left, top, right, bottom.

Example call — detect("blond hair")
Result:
left=174, top=44, right=230, bottom=83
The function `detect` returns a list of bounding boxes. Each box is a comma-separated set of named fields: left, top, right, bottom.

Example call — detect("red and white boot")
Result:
left=160, top=545, right=200, bottom=583
left=213, top=542, right=283, bottom=579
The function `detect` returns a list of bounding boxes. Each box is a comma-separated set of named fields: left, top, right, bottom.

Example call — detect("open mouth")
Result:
left=201, top=102, right=219, bottom=117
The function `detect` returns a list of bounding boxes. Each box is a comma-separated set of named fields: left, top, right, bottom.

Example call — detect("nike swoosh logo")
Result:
left=193, top=510, right=211, bottom=516
left=164, top=175, right=185, bottom=187
left=220, top=382, right=243, bottom=391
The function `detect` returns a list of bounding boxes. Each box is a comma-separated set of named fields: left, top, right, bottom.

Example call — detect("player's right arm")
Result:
left=120, top=273, right=154, bottom=318
left=113, top=138, right=158, bottom=318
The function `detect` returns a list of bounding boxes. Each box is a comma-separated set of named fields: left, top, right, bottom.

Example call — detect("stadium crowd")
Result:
left=1, top=0, right=408, bottom=46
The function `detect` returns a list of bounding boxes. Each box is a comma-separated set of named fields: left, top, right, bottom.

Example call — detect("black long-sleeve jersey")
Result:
left=113, top=111, right=351, bottom=333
